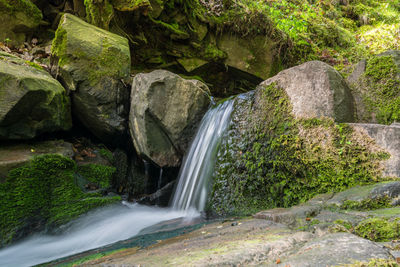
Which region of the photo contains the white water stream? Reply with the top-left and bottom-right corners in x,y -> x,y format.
171,100 -> 234,211
0,99 -> 234,267
0,203 -> 197,267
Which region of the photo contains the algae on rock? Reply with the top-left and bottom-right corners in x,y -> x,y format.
0,154 -> 120,247
51,13 -> 131,143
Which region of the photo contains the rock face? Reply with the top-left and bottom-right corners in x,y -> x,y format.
347,51 -> 400,124
262,60 -> 355,122
129,70 -> 210,167
217,34 -> 275,80
351,122 -> 400,177
51,13 -> 131,143
0,52 -> 72,140
0,0 -> 42,45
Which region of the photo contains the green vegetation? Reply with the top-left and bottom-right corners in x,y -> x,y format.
355,217 -> 400,242
210,83 -> 389,216
0,154 -> 120,246
78,164 -> 115,188
341,196 -> 392,211
84,0 -> 114,29
0,0 -> 42,24
357,55 -> 400,124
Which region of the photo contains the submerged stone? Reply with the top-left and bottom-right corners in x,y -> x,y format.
51,13 -> 131,143
0,51 -> 72,140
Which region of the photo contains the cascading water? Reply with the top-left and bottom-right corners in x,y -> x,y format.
0,99 -> 234,267
171,99 -> 234,211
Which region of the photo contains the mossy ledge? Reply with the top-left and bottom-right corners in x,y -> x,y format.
0,154 -> 120,247
209,83 -> 389,216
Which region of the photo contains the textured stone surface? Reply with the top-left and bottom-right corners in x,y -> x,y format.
261,60 -> 355,122
279,233 -> 392,267
0,52 -> 72,140
351,122 -> 400,177
51,13 -> 130,143
129,70 -> 210,167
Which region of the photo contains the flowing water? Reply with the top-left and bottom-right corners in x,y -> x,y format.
0,203 -> 197,267
0,99 -> 234,267
171,100 -> 234,211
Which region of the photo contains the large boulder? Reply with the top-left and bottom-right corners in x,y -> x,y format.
51,13 -> 131,143
0,52 -> 72,140
347,50 -> 400,124
0,0 -> 42,45
129,70 -> 211,167
262,60 -> 355,122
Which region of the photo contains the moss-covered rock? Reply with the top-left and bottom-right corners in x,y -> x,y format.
0,0 -> 42,45
347,51 -> 400,124
354,217 -> 400,242
111,0 -> 151,12
0,154 -> 120,247
209,82 -> 388,216
0,51 -> 72,140
51,13 -> 130,143
84,0 -> 114,30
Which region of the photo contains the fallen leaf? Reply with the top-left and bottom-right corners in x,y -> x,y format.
276,258 -> 281,264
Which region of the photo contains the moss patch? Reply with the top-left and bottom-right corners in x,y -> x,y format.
354,217 -> 400,242
77,164 -> 115,188
0,154 -> 120,247
341,196 -> 392,211
359,55 -> 400,124
210,84 -> 388,216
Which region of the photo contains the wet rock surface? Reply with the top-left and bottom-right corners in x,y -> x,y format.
76,182 -> 400,266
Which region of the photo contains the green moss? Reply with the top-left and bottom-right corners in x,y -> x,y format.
0,154 -> 120,246
210,84 -> 388,216
341,196 -> 392,211
25,61 -> 43,70
359,55 -> 400,124
354,217 -> 400,242
0,0 -> 42,24
99,148 -> 114,162
84,0 -> 114,29
77,164 -> 115,188
343,258 -> 399,267
203,44 -> 227,62
333,219 -> 353,230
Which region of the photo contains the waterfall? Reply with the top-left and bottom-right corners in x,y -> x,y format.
171,99 -> 234,211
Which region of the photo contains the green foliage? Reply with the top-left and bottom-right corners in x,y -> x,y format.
341,196 -> 392,211
0,0 -> 42,24
210,84 -> 388,216
360,55 -> 400,124
99,148 -> 114,162
84,0 -> 114,29
355,217 -> 400,242
77,164 -> 115,188
0,154 -> 120,246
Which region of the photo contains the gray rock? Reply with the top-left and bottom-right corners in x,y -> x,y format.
129,70 -> 210,167
261,60 -> 355,122
51,14 -> 131,143
351,123 -> 400,177
0,52 -> 72,140
279,233 -> 393,266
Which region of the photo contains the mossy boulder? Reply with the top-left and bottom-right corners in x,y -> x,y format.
351,123 -> 400,178
51,13 -> 131,143
347,50 -> 400,124
0,0 -> 42,45
0,140 -> 74,182
111,0 -> 151,11
129,70 -> 210,167
262,60 -> 355,122
209,82 -> 387,216
0,51 -> 72,140
0,154 -> 119,246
